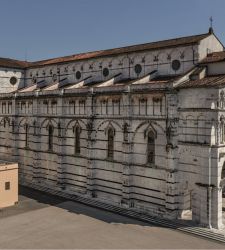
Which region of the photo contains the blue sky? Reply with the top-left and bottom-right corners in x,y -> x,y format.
0,0 -> 224,61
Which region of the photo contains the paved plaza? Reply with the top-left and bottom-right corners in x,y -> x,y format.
0,187 -> 224,249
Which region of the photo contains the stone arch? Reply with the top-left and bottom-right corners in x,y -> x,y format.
131,121 -> 165,167
132,120 -> 164,143
17,117 -> 32,149
0,116 -> 10,127
94,119 -> 122,140
65,119 -> 86,134
40,118 -> 58,130
65,119 -> 87,156
18,117 -> 31,128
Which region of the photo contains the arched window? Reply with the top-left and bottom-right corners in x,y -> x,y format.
107,128 -> 114,159
147,131 -> 155,165
25,124 -> 29,148
48,125 -> 54,151
75,126 -> 81,154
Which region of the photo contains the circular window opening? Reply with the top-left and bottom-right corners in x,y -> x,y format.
76,71 -> 81,80
103,68 -> 109,77
10,76 -> 18,85
134,64 -> 142,75
172,60 -> 181,71
52,74 -> 58,82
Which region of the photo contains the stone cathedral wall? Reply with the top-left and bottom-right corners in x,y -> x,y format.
0,87 -> 177,217
0,32 -> 224,227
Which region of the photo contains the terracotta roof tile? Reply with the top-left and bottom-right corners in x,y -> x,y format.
0,57 -> 30,69
200,51 -> 225,64
177,75 -> 225,88
0,32 -> 210,69
30,33 -> 209,67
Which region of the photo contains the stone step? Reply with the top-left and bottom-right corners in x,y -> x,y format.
21,183 -> 225,244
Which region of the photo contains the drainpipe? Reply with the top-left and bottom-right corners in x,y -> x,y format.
208,147 -> 212,229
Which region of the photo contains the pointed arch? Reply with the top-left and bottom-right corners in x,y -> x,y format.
94,119 -> 122,140
132,120 -> 164,143
40,118 -> 58,130
65,118 -> 86,134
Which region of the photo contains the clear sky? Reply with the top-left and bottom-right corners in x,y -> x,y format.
0,0 -> 224,61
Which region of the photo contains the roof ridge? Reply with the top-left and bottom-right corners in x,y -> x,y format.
0,31 -> 210,68
32,32 -> 209,65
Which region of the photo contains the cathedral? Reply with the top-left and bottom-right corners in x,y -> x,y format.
0,28 -> 225,229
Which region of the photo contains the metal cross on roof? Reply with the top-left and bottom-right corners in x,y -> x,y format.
210,16 -> 213,29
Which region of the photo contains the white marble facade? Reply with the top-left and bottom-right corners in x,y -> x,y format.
0,30 -> 225,229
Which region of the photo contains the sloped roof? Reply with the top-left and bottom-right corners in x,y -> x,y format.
30,33 -> 210,67
0,57 -> 30,69
0,32 -> 210,69
200,51 -> 225,64
177,75 -> 225,88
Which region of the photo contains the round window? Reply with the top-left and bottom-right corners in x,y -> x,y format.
10,76 -> 18,85
134,64 -> 142,74
172,60 -> 181,71
103,68 -> 109,77
52,74 -> 58,82
76,71 -> 81,80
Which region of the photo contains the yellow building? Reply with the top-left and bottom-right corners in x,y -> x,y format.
0,161 -> 18,208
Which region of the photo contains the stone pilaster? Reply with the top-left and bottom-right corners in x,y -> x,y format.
86,94 -> 96,197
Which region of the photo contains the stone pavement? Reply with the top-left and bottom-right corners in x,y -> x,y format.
0,186 -> 224,249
